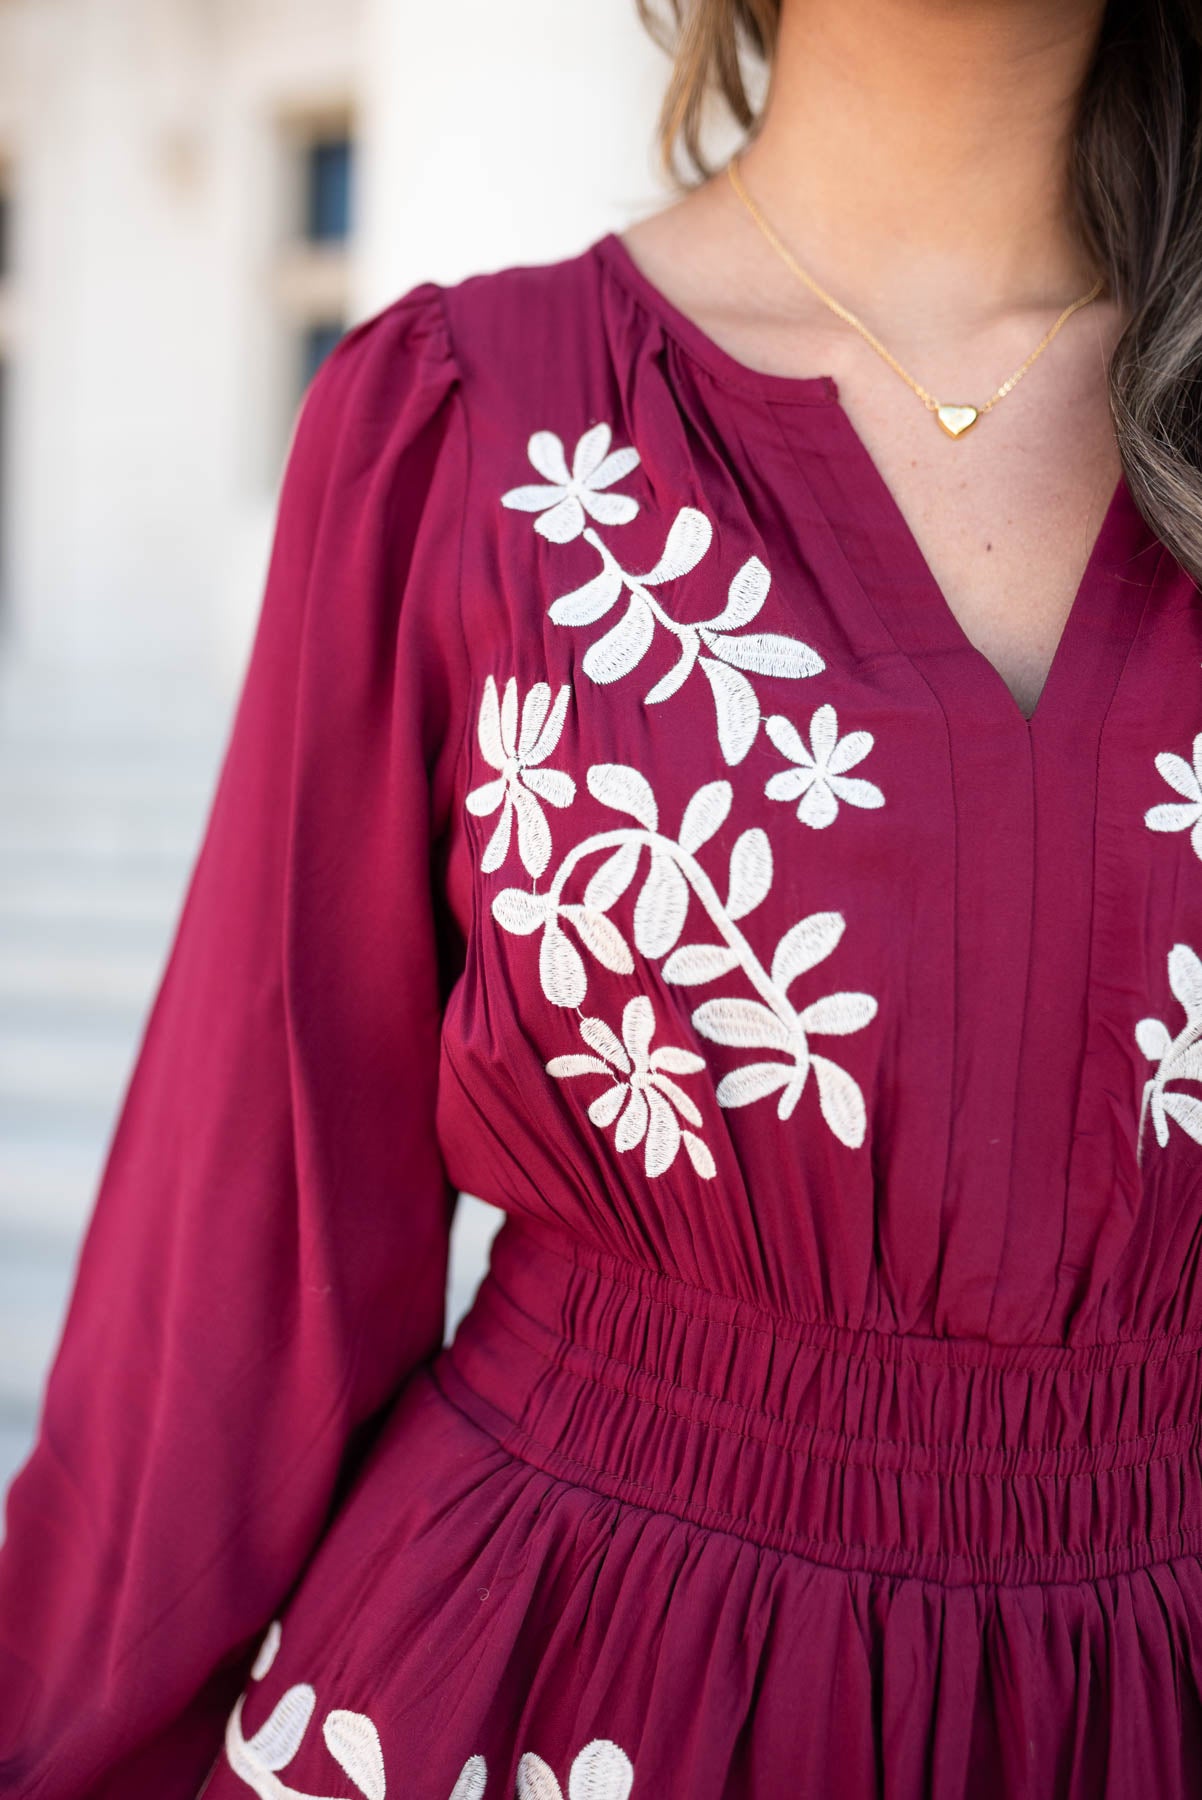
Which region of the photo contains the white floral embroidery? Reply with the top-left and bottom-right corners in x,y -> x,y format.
1145,733 -> 1202,860
764,704 -> 885,828
1135,942 -> 1202,1160
492,763 -> 877,1148
465,675 -> 575,877
502,425 -> 826,766
500,423 -> 640,543
224,1622 -> 630,1800
547,994 -> 715,1179
516,1740 -> 634,1800
545,503 -> 824,765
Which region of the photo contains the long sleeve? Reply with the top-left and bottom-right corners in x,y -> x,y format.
0,282 -> 470,1798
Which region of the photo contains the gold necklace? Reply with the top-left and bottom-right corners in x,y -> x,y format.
726,153 -> 1105,439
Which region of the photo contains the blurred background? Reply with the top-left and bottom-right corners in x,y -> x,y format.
0,0 -> 723,1507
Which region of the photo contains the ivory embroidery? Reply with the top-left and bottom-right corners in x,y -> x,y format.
1145,733 -> 1202,860
224,1621 -> 633,1800
465,675 -> 575,878
1135,942 -> 1202,1161
501,420 -> 825,765
499,423 -> 640,543
547,993 -> 716,1179
764,704 -> 885,828
492,760 -> 878,1149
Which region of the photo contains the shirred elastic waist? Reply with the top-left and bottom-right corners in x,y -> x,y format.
430,1216 -> 1202,1586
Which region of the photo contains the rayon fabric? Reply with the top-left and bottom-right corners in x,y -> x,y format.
1,230 -> 1200,1799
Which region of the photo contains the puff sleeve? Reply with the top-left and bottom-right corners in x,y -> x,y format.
0,282 -> 470,1797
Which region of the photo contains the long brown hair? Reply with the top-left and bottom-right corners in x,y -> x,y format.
634,0 -> 1202,585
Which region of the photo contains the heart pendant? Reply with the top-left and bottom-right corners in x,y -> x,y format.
936,403 -> 980,439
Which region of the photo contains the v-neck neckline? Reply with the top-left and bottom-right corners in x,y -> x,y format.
772,397 -> 1162,743
594,225 -> 1166,744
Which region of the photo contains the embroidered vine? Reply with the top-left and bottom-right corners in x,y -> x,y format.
492,759 -> 877,1149
502,423 -> 826,766
224,1620 -> 635,1800
1135,942 -> 1202,1160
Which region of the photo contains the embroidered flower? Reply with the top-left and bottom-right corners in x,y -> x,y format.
500,422 -> 640,543
547,994 -> 715,1179
517,1739 -> 635,1800
763,704 -> 884,828
466,675 -> 575,877
1145,733 -> 1202,861
1136,941 -> 1202,1158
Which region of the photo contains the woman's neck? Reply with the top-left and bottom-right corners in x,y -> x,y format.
740,0 -> 1108,322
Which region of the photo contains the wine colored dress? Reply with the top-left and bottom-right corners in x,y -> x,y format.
3,228 -> 1202,1800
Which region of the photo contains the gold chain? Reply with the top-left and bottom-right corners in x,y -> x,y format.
725,152 -> 1106,439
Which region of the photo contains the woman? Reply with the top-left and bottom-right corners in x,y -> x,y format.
2,0 -> 1200,1793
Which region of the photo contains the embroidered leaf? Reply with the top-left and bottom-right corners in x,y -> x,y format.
579,1015 -> 629,1065
633,849 -> 690,957
703,555 -> 771,634
584,839 -> 642,911
702,629 -> 825,679
1133,1014 -> 1162,1064
583,594 -> 655,684
323,1710 -> 386,1800
650,1044 -> 707,1074
526,684 -> 572,764
546,1053 -> 612,1079
637,506 -> 712,585
479,797 -> 514,872
588,1083 -> 628,1128
643,636 -> 699,704
516,1751 -> 562,1800
662,941 -> 742,986
771,911 -> 844,993
245,1684 -> 315,1771
549,565 -> 624,627
1169,943 -> 1202,1019
715,1060 -> 795,1108
623,994 -> 656,1064
644,1087 -> 682,1177
683,1130 -> 717,1179
615,1086 -> 649,1152
811,1053 -> 868,1147
678,780 -> 733,854
1161,1090 -> 1202,1144
1154,749 -> 1202,801
568,1737 -> 637,1800
1172,1042 -> 1202,1084
561,904 -> 634,975
512,784 -> 553,877
540,924 -> 588,1007
449,1754 -> 489,1800
648,1072 -> 703,1127
775,1069 -> 809,1120
523,766 -> 575,807
475,674 -> 505,767
491,889 -> 548,935
698,654 -> 761,764
588,763 -> 659,830
693,997 -> 794,1051
799,992 -> 878,1035
250,1620 -> 282,1681
516,682 -> 552,757
726,828 -> 772,921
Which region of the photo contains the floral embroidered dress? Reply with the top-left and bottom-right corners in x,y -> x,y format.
2,227 -> 1202,1800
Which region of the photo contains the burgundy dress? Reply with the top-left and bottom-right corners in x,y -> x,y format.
2,227 -> 1201,1800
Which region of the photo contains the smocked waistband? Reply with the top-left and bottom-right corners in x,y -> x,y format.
430,1216 -> 1202,1586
